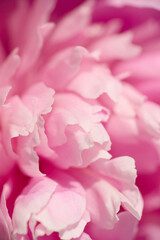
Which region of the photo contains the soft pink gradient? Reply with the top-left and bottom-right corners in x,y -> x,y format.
0,0 -> 160,239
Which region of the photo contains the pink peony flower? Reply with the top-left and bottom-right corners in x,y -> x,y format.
0,0 -> 159,239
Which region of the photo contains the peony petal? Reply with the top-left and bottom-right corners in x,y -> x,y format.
70,156 -> 142,229
59,211 -> 90,240
0,183 -> 13,240
0,48 -> 20,87
52,1 -> 91,43
16,127 -> 42,177
42,46 -> 88,90
0,86 -> 12,106
87,212 -> 138,240
0,142 -> 14,177
89,31 -> 141,61
68,65 -> 122,102
22,82 -> 55,116
137,101 -> 160,138
75,232 -> 92,240
12,171 -> 89,239
90,156 -> 143,220
45,93 -> 111,168
2,96 -> 34,139
8,0 -> 56,71
36,191 -> 86,234
108,0 -> 160,10
12,177 -> 57,235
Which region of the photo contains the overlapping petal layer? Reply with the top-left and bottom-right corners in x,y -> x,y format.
0,0 -> 159,240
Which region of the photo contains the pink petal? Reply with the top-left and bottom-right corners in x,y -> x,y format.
108,0 -> 160,10
0,48 -> 20,87
0,86 -> 12,106
137,101 -> 160,138
75,232 -> 92,240
87,212 -> 138,240
68,65 -> 121,102
0,143 -> 14,177
12,177 -> 57,235
43,46 -> 88,90
107,115 -> 160,173
12,171 -> 88,239
8,0 -> 56,71
89,31 -> 141,61
0,184 -> 13,240
59,211 -> 90,239
46,93 -> 111,168
70,155 -> 142,230
52,1 -> 91,43
22,82 -> 55,116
